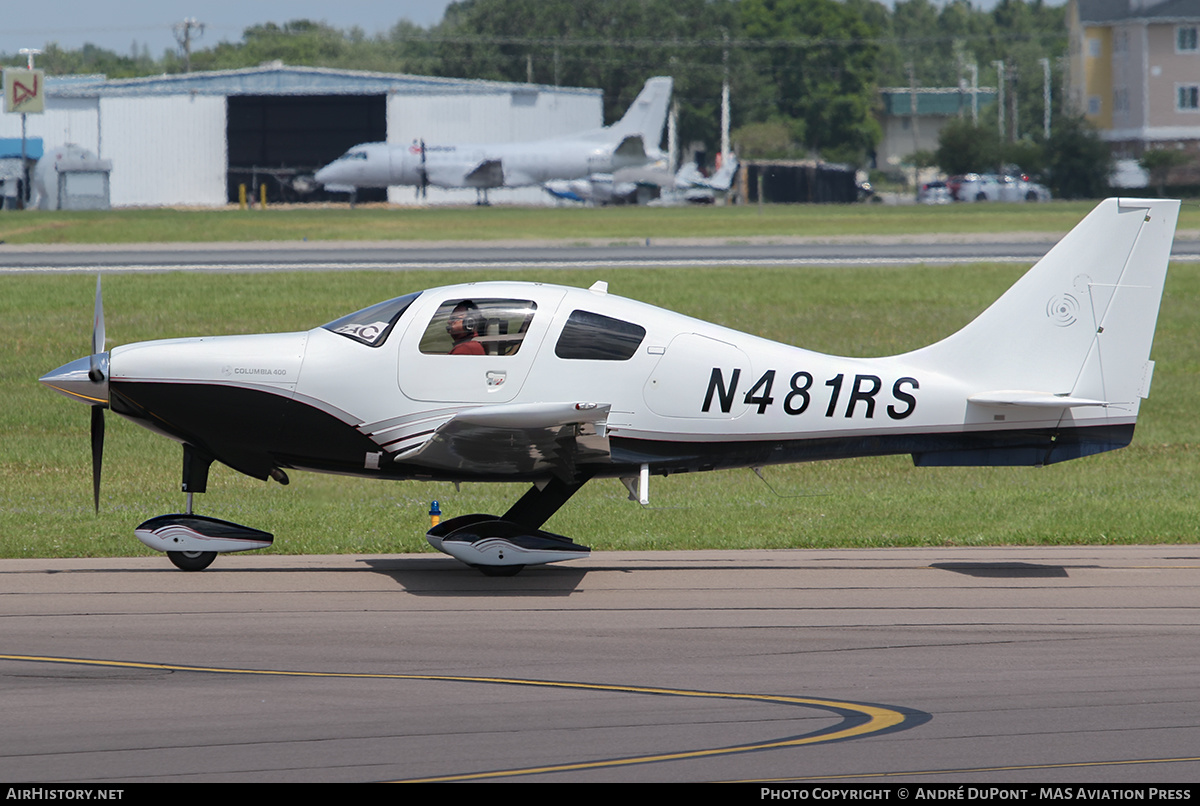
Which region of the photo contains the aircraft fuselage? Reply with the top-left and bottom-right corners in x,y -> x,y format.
92,277 -> 1140,489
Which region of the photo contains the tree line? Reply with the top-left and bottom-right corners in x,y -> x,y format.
8,0 -> 1094,191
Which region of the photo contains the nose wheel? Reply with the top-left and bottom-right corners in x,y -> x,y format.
167,550 -> 217,572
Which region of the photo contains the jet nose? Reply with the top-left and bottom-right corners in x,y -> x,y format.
40,354 -> 110,407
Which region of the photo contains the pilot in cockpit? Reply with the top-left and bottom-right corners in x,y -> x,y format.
446,300 -> 485,355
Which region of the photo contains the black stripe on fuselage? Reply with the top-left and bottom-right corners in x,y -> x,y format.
108,379 -> 1137,484
608,423 -> 1135,474
111,381 -> 383,480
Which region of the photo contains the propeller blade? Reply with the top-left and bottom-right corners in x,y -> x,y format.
91,405 -> 104,513
89,275 -> 106,382
419,139 -> 428,200
92,274 -> 105,355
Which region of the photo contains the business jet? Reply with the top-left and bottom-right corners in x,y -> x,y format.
315,76 -> 672,204
40,198 -> 1178,575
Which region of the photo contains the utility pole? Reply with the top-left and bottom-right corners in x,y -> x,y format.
908,62 -> 920,193
992,60 -> 1005,142
720,32 -> 731,164
16,47 -> 41,210
908,63 -> 920,150
1039,57 -> 1052,140
173,18 -> 205,73
971,63 -> 979,123
1010,64 -> 1019,142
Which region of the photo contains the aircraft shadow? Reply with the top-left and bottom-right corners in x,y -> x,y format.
930,561 -> 1075,578
359,556 -> 590,595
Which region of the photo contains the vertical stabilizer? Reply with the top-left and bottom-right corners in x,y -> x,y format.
607,77 -> 673,149
906,198 -> 1178,413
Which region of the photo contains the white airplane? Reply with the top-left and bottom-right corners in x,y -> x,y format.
40,198 -> 1178,575
544,155 -> 740,206
314,77 -> 672,204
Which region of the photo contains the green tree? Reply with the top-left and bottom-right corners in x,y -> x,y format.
731,120 -> 806,159
873,0 -> 1066,150
1043,115 -> 1108,199
737,0 -> 881,162
431,0 -> 739,154
935,118 -> 1002,175
19,42 -> 157,78
1139,148 -> 1192,196
190,21 -> 353,71
1004,138 -> 1047,177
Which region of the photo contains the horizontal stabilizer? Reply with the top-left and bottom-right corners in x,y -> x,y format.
968,391 -> 1110,408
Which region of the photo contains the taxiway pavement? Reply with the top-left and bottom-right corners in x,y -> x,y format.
4,546 -> 1200,783
3,237 -> 1200,274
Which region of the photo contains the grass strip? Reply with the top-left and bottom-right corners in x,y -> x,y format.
3,261 -> 1197,558
4,200 -> 1198,245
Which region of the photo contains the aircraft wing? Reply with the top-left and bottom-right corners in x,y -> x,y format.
423,158 -> 505,189
463,159 -> 504,188
395,401 -> 612,481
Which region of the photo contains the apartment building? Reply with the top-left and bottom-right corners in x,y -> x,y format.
1068,0 -> 1200,181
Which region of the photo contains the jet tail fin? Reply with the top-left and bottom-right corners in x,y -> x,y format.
907,198 -> 1178,414
607,77 -> 673,150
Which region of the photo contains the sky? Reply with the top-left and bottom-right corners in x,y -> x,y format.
1,1 -> 456,60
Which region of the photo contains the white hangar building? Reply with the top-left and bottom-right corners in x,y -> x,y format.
0,65 -> 603,207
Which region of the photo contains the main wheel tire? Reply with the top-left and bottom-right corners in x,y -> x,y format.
167,550 -> 217,572
478,564 -> 525,577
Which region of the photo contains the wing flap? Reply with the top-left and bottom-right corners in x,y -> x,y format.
396,401 -> 611,480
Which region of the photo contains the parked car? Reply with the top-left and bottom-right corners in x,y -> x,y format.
958,173 -> 1051,202
918,180 -> 952,204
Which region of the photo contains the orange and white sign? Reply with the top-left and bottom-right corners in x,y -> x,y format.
4,68 -> 45,114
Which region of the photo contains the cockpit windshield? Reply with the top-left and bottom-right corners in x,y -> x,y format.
323,291 -> 421,347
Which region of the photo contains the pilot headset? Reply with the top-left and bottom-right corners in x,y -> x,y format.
447,301 -> 480,335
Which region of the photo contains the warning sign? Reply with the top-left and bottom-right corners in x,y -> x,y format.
4,68 -> 45,114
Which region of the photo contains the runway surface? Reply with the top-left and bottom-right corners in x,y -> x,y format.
3,238 -> 1200,274
4,546 -> 1200,783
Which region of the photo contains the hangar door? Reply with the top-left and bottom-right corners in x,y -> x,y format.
226,95 -> 387,203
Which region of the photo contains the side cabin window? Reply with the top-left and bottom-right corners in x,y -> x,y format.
419,298 -> 537,356
554,309 -> 646,360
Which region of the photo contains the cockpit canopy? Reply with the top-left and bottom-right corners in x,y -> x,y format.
322,287 -> 649,361
323,291 -> 421,347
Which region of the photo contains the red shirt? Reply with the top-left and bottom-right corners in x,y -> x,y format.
450,339 -> 484,355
